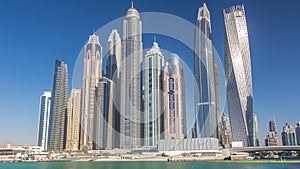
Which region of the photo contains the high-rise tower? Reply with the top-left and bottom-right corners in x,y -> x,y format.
164,54 -> 186,140
296,123 -> 300,145
224,5 -> 254,147
106,29 -> 121,80
194,3 -> 218,139
66,89 -> 81,151
37,91 -> 51,151
120,3 -> 143,149
94,77 -> 114,150
282,123 -> 296,146
47,60 -> 68,151
144,40 -> 164,146
253,114 -> 259,146
80,34 -> 102,150
106,29 -> 121,148
265,120 -> 279,146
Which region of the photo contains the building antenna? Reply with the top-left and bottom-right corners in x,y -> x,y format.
132,1 -> 134,8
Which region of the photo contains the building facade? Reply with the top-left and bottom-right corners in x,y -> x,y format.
224,5 -> 254,147
120,4 -> 143,149
253,114 -> 259,146
80,34 -> 102,150
37,91 -> 51,151
66,89 -> 81,151
296,122 -> 300,145
220,113 -> 232,146
282,123 -> 296,146
106,29 -> 122,149
144,41 -> 165,146
193,3 -> 218,139
106,29 -> 121,80
47,60 -> 68,151
163,54 -> 186,140
265,120 -> 279,146
94,77 -> 114,150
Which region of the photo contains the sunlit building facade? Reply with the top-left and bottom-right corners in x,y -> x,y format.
224,5 -> 254,147
120,3 -> 143,149
37,91 -> 51,151
282,123 -> 296,146
106,29 -> 121,148
47,60 -> 68,151
80,34 -> 102,150
194,3 -> 218,139
164,54 -> 186,140
265,120 -> 279,146
144,41 -> 164,146
94,77 -> 114,150
66,89 -> 81,151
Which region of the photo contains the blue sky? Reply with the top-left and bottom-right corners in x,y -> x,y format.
0,0 -> 299,145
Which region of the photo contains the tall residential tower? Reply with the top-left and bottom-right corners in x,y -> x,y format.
265,120 -> 279,146
66,89 -> 81,151
164,54 -> 187,140
120,3 -> 143,149
47,60 -> 68,151
282,123 -> 296,146
224,5 -> 254,147
144,40 -> 164,146
37,91 -> 51,151
106,29 -> 121,148
80,34 -> 102,150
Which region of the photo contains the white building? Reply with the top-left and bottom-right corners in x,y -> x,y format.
37,91 -> 51,151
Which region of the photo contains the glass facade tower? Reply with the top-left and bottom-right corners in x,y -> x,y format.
144,41 -> 164,146
106,29 -> 121,148
164,54 -> 187,139
224,5 -> 254,147
94,77 -> 114,150
37,91 -> 51,151
47,59 -> 68,151
193,3 -> 218,139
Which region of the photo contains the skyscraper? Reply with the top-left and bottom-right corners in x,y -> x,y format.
164,54 -> 186,140
253,114 -> 259,146
265,120 -> 279,146
37,91 -> 51,151
80,34 -> 102,150
94,77 -> 114,150
120,3 -> 143,149
220,113 -> 232,146
144,40 -> 164,146
106,29 -> 121,148
224,5 -> 254,147
106,29 -> 121,80
269,120 -> 277,132
194,3 -> 218,139
47,59 -> 68,151
296,122 -> 300,145
282,123 -> 296,146
66,89 -> 81,151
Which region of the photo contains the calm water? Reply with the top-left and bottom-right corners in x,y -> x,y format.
0,161 -> 299,169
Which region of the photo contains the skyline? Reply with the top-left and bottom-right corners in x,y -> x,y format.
0,0 -> 300,146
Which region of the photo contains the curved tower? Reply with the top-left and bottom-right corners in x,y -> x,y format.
224,5 -> 254,147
